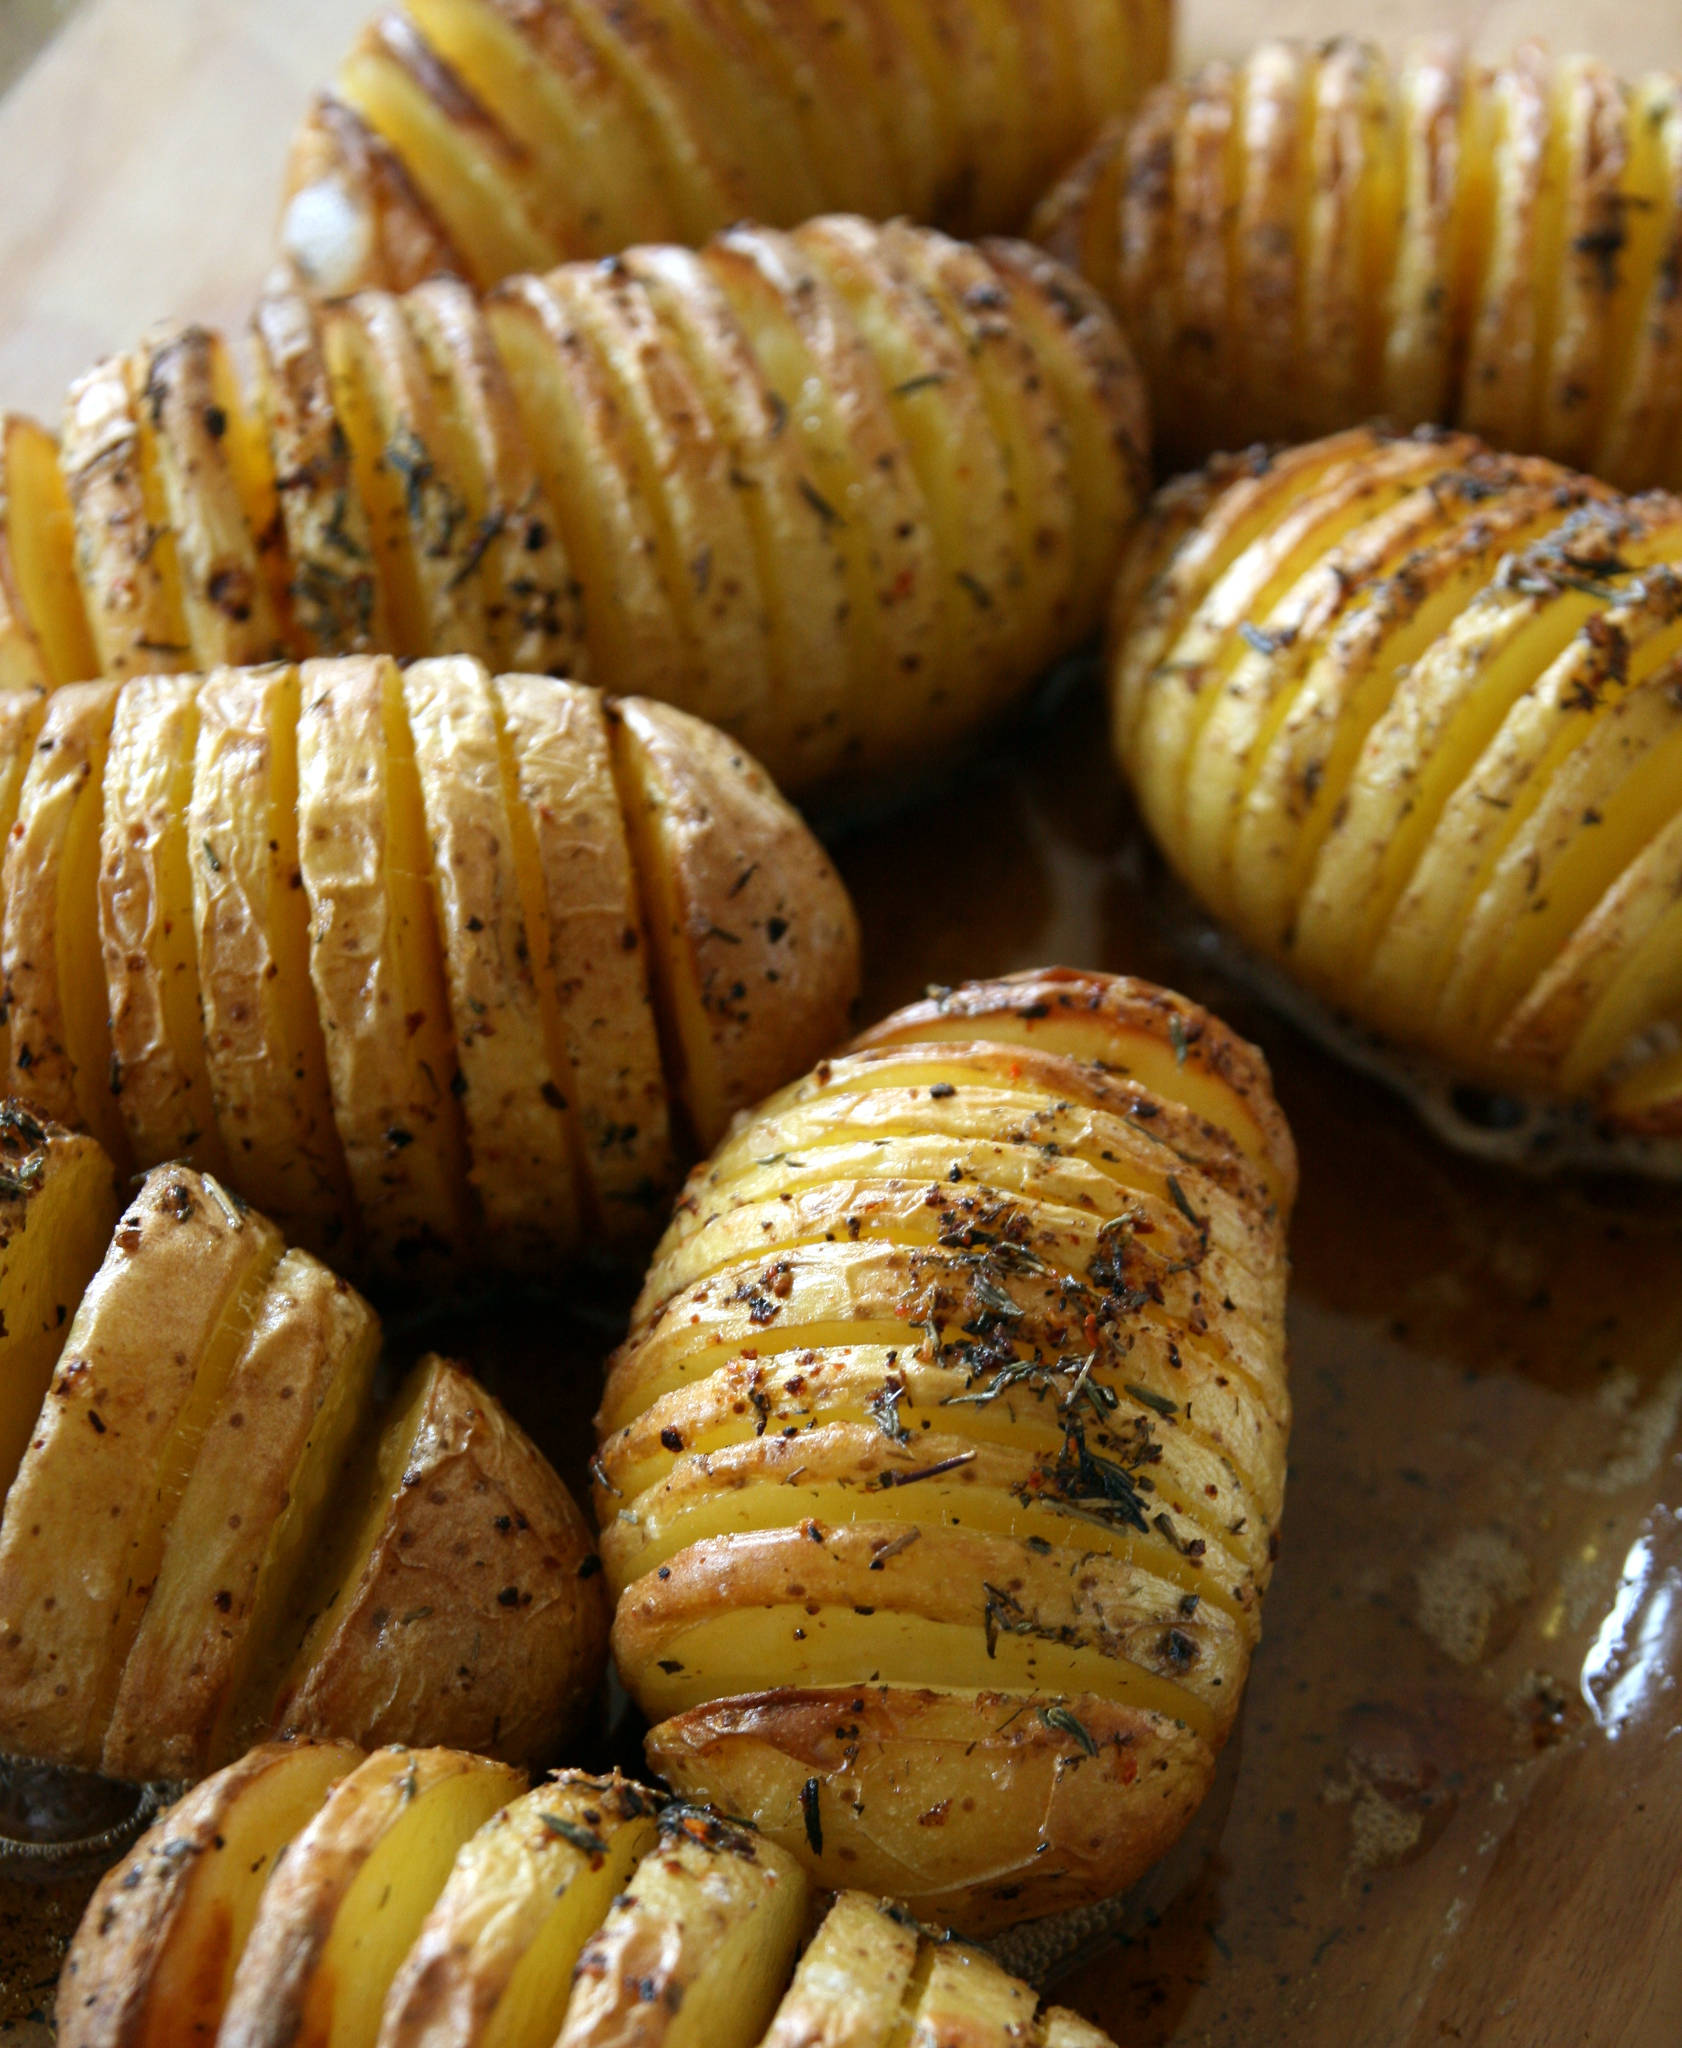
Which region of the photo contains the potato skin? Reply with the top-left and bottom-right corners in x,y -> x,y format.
0,658 -> 858,1277
270,1357 -> 609,1765
1109,430 -> 1682,1137
1035,39 -> 1682,488
279,0 -> 1172,297
597,970 -> 1294,1931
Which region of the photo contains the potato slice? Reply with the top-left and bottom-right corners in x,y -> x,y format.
556,1804 -> 808,2048
2,679 -> 130,1163
492,673 -> 671,1245
192,662 -> 355,1252
132,326 -> 287,670
99,672 -> 227,1173
265,1354 -> 607,1764
0,1108 -> 120,1509
100,1249 -> 382,1783
0,689 -> 49,1076
219,1745 -> 525,2048
281,92 -> 461,301
606,696 -> 859,1149
0,1166 -> 282,1768
61,355 -> 191,679
757,1891 -> 918,2048
402,656 -> 582,1257
905,1937 -> 1039,2048
297,654 -> 468,1278
58,1741 -> 362,2048
377,1771 -> 661,2048
0,412 -> 97,689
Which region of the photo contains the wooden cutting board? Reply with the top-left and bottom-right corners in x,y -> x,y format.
1,4 -> 1681,2045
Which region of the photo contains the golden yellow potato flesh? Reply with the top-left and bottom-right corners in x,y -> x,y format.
595,968 -> 1296,1933
1110,425 -> 1682,1144
1036,39 -> 1682,488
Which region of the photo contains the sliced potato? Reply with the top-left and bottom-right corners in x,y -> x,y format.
58,1741 -> 363,2048
0,1166 -> 282,1768
0,1107 -> 120,1509
0,412 -> 97,690
266,1353 -> 607,1765
756,1889 -> 918,2048
218,1745 -> 525,2048
556,1804 -> 808,2048
904,1936 -> 1040,2048
377,1771 -> 661,2048
100,1248 -> 382,1783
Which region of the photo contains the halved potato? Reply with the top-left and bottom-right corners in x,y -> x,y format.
556,1803 -> 808,2048
377,1771 -> 661,2048
58,1741 -> 363,2048
100,1248 -> 382,1783
266,1353 -> 607,1764
0,1107 -> 120,1508
219,1745 -> 525,2048
0,1165 -> 282,1768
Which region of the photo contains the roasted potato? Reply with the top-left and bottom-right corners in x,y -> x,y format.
276,0 -> 1173,297
1110,426 -> 1682,1144
0,1138 -> 607,1784
0,220 -> 1143,796
61,1745 -> 1121,2048
594,969 -> 1296,1933
1034,38 -> 1682,486
0,657 -> 856,1277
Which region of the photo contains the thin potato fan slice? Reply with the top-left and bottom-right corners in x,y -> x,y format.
605,695 -> 861,1149
399,274 -> 585,676
192,662 -> 355,1252
555,1805 -> 808,2048
403,656 -> 582,1258
757,1891 -> 919,2048
484,273 -> 689,691
2,679 -> 131,1164
540,264 -> 773,744
0,1167 -> 282,1770
99,673 -> 228,1174
613,242 -> 847,787
0,412 -> 98,689
905,1939 -> 1040,2048
100,1249 -> 382,1784
1591,76 -> 1682,490
376,1772 -> 661,2048
59,1741 -> 364,2048
600,971 -> 1292,1930
262,1354 -> 606,1766
1379,40 -> 1465,427
132,325 -> 287,670
0,1113 -> 120,1508
0,690 -> 49,1076
1163,61 -> 1241,460
60,354 -> 191,680
1233,41 -> 1310,446
218,1746 -> 526,2048
297,654 -> 468,1278
493,673 -> 674,1244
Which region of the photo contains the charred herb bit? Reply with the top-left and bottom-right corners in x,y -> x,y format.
800,1775 -> 824,1855
968,1270 -> 1025,1321
957,570 -> 994,610
542,1814 -> 610,1859
1152,1511 -> 1206,1560
1238,620 -> 1293,657
202,838 -> 222,873
981,1581 -> 1077,1659
891,371 -> 949,398
1164,1175 -> 1209,1253
1039,1703 -> 1099,1757
1127,1382 -> 1179,1420
0,1104 -> 45,1145
798,476 -> 844,528
867,1377 -> 911,1444
878,1449 -> 976,1489
0,1152 -> 45,1198
446,508 -> 506,592
1168,1013 -> 1189,1065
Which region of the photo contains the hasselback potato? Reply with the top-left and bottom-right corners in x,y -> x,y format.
61,1741 -> 1120,2048
278,0 -> 1173,297
594,969 -> 1296,1934
1110,424 -> 1682,1139
1034,38 -> 1682,484
0,1119 -> 607,1785
2,220 -> 1145,794
0,657 -> 856,1275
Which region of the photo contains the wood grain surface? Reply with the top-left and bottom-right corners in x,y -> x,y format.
0,3 -> 1680,2045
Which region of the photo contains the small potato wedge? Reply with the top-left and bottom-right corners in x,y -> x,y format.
58,1741 -> 363,2048
0,1106 -> 120,1507
556,1804 -> 808,2048
219,1745 -> 525,2048
267,1353 -> 607,1764
377,1771 -> 661,2048
0,1165 -> 282,1769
